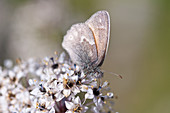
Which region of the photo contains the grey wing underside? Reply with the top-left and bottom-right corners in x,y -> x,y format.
62,23 -> 98,68
85,10 -> 110,67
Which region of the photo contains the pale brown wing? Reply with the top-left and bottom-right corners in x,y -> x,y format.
85,10 -> 110,67
62,23 -> 98,68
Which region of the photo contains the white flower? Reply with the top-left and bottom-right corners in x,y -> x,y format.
65,96 -> 88,113
0,52 -> 117,113
55,73 -> 80,99
85,80 -> 115,112
4,59 -> 13,68
85,88 -> 94,99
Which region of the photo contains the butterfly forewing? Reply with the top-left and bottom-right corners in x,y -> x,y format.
62,23 -> 98,67
62,10 -> 110,69
85,11 -> 110,67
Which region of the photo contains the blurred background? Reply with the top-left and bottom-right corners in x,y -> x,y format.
0,0 -> 170,113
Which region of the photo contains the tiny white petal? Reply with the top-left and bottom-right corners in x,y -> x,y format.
72,86 -> 80,95
65,101 -> 75,110
30,87 -> 40,95
8,71 -> 15,78
69,70 -> 74,75
28,79 -> 34,86
102,81 -> 109,87
80,105 -> 88,113
57,83 -> 64,91
65,110 -> 73,113
58,52 -> 66,63
17,71 -> 24,79
97,98 -> 103,108
90,81 -> 98,87
80,71 -> 85,78
63,89 -> 71,97
85,93 -> 94,99
87,88 -> 93,94
55,92 -> 64,102
71,75 -> 78,82
0,66 -> 2,74
80,85 -> 88,92
63,73 -> 68,79
81,79 -> 86,83
91,106 -> 100,113
74,96 -> 81,105
107,92 -> 114,98
4,59 -> 13,68
49,107 -> 55,113
93,97 -> 98,106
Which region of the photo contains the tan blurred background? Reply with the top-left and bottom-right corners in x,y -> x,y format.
0,0 -> 170,113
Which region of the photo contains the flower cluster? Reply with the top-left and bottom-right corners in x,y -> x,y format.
0,52 -> 117,113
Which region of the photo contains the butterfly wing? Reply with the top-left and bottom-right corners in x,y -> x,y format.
85,10 -> 110,67
62,23 -> 98,68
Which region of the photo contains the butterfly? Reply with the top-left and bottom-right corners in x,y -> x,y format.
62,10 -> 110,71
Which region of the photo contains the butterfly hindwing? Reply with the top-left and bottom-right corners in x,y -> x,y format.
62,23 -> 98,67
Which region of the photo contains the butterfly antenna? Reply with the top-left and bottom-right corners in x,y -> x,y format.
102,70 -> 123,79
